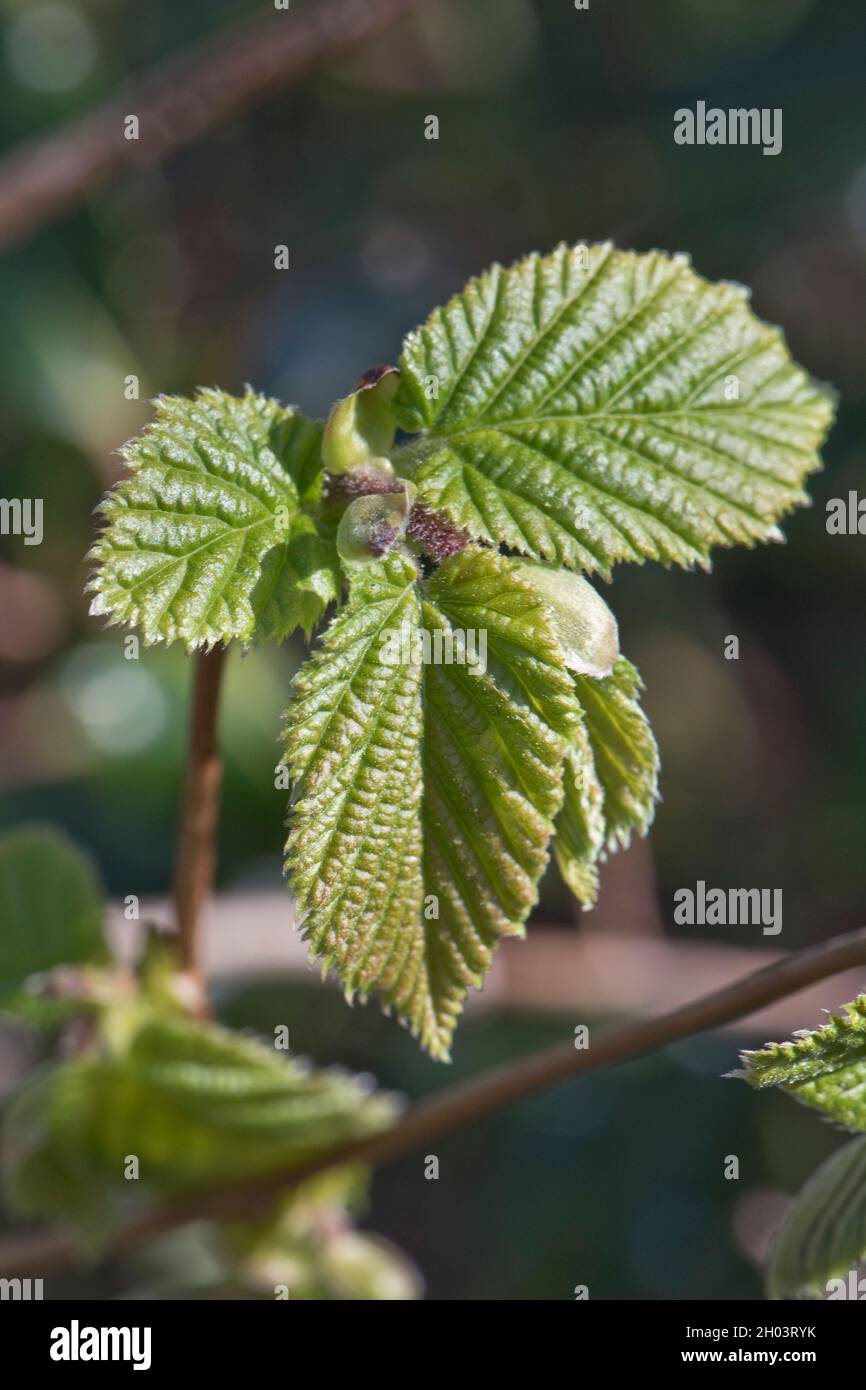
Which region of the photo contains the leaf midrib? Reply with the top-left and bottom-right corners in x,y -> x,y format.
397,402 -> 825,458
98,511 -> 280,604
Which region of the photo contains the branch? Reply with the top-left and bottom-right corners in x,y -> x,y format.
2,922 -> 865,1278
173,646 -> 227,1007
0,0 -> 421,251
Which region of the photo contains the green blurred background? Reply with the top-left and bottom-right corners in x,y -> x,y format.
1,0 -> 865,1298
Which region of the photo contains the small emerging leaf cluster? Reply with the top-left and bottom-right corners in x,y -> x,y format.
86,242 -> 834,1060
740,994 -> 866,1130
738,995 -> 866,1298
0,828 -> 404,1297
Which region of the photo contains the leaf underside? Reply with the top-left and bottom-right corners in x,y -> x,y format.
739,994 -> 866,1131
394,242 -> 834,576
765,1135 -> 866,1300
87,388 -> 339,649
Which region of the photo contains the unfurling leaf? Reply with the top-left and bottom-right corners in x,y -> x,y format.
88,388 -> 340,649
552,720 -> 606,908
394,243 -> 834,575
738,994 -> 866,1131
322,367 -> 399,477
552,658 -> 658,906
571,658 -> 660,854
284,547 -> 578,1060
0,825 -> 107,1007
764,1136 -> 866,1300
1,1011 -> 398,1227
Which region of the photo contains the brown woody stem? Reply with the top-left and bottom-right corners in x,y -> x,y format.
0,0 -> 423,252
172,645 -> 227,1008
2,921 -> 865,1277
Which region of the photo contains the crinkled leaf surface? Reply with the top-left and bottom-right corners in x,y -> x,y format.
1,1011 -> 397,1225
765,1136 -> 866,1300
88,388 -> 340,648
739,994 -> 866,1131
552,720 -> 606,908
571,658 -> 659,854
552,658 -> 657,906
284,553 -> 426,1040
394,243 -> 834,575
284,548 -> 577,1059
0,825 -> 107,1007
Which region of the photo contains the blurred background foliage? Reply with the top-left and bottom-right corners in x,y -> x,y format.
1,0 -> 865,1298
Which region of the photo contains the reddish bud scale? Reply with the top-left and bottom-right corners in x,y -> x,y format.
353,364 -> 398,392
326,474 -> 470,563
406,503 -> 470,561
325,470 -> 405,503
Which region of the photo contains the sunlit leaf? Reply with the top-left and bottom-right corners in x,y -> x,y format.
88,388 -> 339,649
739,994 -> 866,1131
395,243 -> 834,575
571,658 -> 659,853
284,548 -> 577,1059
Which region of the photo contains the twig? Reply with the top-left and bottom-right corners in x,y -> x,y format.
0,0 -> 421,251
173,645 -> 227,1006
2,922 -> 865,1278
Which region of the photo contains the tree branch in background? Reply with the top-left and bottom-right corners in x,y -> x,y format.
1,921 -> 865,1277
173,645 -> 227,1010
0,0 -> 421,251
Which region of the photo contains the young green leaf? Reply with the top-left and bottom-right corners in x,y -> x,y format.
321,366 -> 399,477
88,388 -> 340,649
0,825 -> 107,1007
764,1136 -> 866,1300
419,549 -> 578,1050
551,658 -> 657,905
394,243 -> 834,575
1,1011 -> 398,1225
284,551 -> 427,1039
570,658 -> 659,853
739,994 -> 866,1131
284,547 -> 578,1059
552,718 -> 606,907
